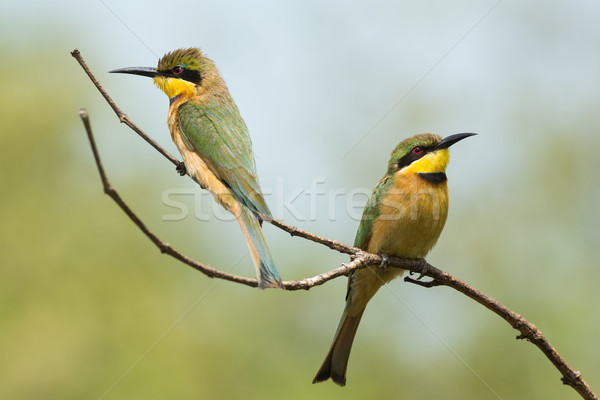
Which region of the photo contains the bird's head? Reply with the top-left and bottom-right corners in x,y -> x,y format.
387,133 -> 476,181
110,47 -> 217,100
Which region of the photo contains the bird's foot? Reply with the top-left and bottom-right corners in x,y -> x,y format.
378,253 -> 390,271
176,161 -> 187,176
408,259 -> 429,280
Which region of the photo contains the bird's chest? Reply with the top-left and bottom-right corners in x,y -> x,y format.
168,109 -> 192,158
367,174 -> 449,258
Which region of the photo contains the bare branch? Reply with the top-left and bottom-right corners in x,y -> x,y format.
71,48 -> 598,400
404,269 -> 594,397
71,49 -> 180,167
268,217 -> 358,256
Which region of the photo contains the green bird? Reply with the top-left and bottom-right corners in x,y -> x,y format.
313,132 -> 475,385
110,48 -> 282,289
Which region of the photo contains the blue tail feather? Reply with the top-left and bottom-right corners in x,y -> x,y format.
237,206 -> 282,289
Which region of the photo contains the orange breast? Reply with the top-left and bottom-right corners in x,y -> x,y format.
366,172 -> 449,259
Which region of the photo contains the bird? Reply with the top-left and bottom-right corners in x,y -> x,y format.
313,132 -> 475,385
110,48 -> 282,289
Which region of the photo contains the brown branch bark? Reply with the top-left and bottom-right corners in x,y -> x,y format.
71,48 -> 598,400
405,270 -> 593,397
71,49 -> 181,168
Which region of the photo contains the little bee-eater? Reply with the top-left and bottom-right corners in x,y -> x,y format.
313,132 -> 475,385
110,48 -> 282,289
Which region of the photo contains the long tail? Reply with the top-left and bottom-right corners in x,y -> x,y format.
313,302 -> 366,386
236,205 -> 282,289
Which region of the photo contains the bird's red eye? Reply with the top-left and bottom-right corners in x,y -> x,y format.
172,66 -> 183,75
412,146 -> 423,155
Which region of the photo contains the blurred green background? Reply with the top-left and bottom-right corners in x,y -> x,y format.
2,1 -> 599,399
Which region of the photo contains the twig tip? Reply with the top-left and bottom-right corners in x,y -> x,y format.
78,108 -> 89,122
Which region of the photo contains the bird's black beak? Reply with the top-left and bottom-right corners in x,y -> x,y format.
434,133 -> 477,150
109,66 -> 161,78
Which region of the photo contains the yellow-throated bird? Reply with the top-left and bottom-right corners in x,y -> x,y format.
313,132 -> 475,385
110,48 -> 282,289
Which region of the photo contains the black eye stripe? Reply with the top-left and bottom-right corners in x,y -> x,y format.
396,146 -> 431,169
161,66 -> 202,85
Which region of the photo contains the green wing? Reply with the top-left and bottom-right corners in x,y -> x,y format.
346,176 -> 392,301
177,100 -> 271,217
353,175 -> 391,249
346,174 -> 391,300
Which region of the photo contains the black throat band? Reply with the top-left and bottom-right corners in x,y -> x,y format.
417,172 -> 447,183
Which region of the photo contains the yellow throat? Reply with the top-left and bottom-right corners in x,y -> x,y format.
402,148 -> 450,175
153,76 -> 196,99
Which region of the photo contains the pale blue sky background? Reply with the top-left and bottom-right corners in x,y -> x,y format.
6,0 -> 596,227
56,0 -> 599,248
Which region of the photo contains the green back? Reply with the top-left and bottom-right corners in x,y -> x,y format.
177,98 -> 271,217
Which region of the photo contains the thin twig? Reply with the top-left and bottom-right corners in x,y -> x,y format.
72,49 -> 180,167
72,48 -> 598,400
268,217 -> 359,256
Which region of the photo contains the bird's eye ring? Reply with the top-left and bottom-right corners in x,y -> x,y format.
412,146 -> 423,155
172,66 -> 184,75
